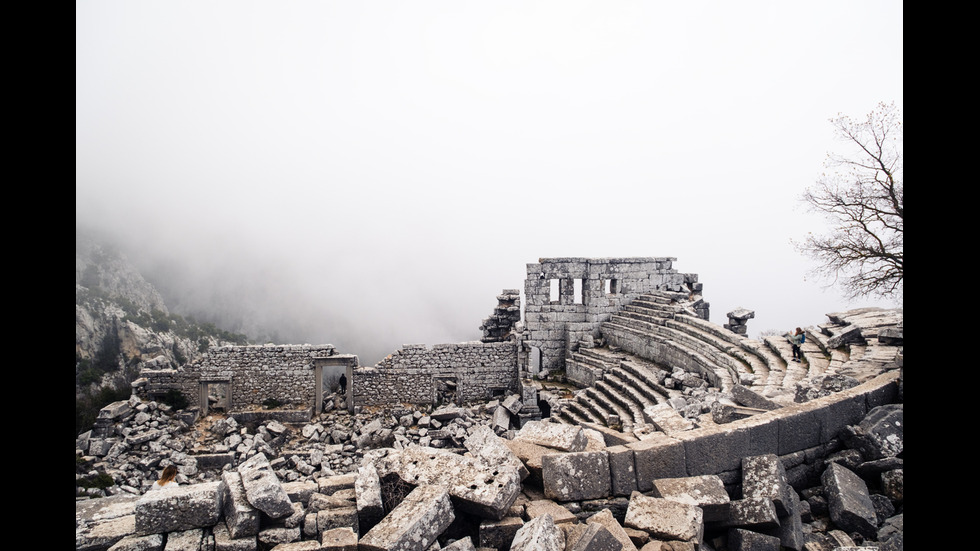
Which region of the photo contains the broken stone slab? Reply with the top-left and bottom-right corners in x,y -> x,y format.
727,528 -> 780,551
840,403 -> 903,460
649,475 -> 730,523
103,532 -> 164,551
355,463 -> 385,535
478,515 -> 524,550
642,404 -> 695,435
524,499 -> 577,525
718,496 -> 779,530
211,522 -> 250,551
75,494 -> 139,551
606,445 -> 638,497
542,451 -> 611,502
358,484 -> 455,551
318,473 -> 357,495
464,425 -> 530,481
586,509 -> 638,551
441,537 -> 477,550
237,452 -> 294,519
731,385 -> 781,411
134,481 -> 223,535
220,470 -> 261,538
163,528 -> 204,550
503,438 -> 552,487
316,506 -> 359,539
567,522 -> 622,551
320,527 -> 358,551
509,514 -> 565,551
740,454 -> 793,517
627,435 -> 687,492
515,420 -> 587,452
580,422 -> 640,447
623,493 -> 703,545
374,446 -> 521,520
502,394 -> 524,415
492,406 -> 511,433
821,462 -> 878,540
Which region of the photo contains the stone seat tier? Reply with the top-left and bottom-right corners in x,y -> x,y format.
603,316 -> 739,394
583,386 -> 634,433
595,378 -> 649,431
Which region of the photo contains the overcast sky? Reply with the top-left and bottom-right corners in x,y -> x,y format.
76,1 -> 903,365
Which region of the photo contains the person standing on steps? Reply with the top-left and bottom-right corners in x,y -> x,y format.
338,373 -> 347,395
786,327 -> 805,363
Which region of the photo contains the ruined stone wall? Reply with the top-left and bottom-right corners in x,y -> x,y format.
139,344 -> 338,411
353,342 -> 518,406
203,345 -> 336,409
524,257 -> 704,373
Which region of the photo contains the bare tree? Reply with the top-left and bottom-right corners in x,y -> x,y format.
798,102 -> 903,300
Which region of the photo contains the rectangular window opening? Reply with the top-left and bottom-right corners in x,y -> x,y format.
549,279 -> 559,303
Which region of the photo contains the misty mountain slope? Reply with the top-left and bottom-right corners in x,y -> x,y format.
75,232 -> 249,398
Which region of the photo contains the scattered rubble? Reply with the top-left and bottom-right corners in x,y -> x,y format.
77,389 -> 903,551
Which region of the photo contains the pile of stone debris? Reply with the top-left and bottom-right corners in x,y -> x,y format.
76,394 -> 903,551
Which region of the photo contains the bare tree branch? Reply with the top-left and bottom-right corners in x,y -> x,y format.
798,102 -> 903,300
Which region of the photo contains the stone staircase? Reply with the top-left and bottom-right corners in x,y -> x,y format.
548,292 -> 903,439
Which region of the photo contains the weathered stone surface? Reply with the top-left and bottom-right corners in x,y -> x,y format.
643,404 -> 695,435
586,509 -> 637,551
524,499 -> 577,525
465,424 -> 530,481
727,527 -> 780,551
441,537 -> 478,550
840,404 -> 903,460
740,455 -> 792,517
503,438 -> 552,486
76,494 -> 139,551
163,528 -> 204,550
542,451 -> 611,501
515,420 -> 588,452
627,435 -> 686,492
509,514 -> 565,551
211,520 -> 257,551
315,506 -> 359,536
731,385 -> 781,411
237,453 -> 294,519
606,445 -> 638,497
134,481 -> 223,535
478,516 -> 524,550
104,532 -> 164,551
319,527 -> 358,550
567,522 -> 623,551
623,493 -> 702,544
220,470 -> 260,538
375,446 -> 521,519
358,484 -> 454,551
649,475 -> 730,522
821,462 -> 878,539
720,497 -> 779,529
355,463 -> 385,534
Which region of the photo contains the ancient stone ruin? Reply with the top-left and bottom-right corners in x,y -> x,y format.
76,257 -> 903,551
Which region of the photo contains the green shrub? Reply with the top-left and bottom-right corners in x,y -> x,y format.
262,398 -> 284,409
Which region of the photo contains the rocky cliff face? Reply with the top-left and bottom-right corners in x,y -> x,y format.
75,232 -> 244,399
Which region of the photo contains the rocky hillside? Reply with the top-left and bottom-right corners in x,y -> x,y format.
75,231 -> 249,434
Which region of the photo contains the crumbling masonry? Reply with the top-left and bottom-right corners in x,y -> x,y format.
138,257 -> 707,416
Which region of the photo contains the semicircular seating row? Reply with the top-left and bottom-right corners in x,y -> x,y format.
551,292 -> 898,439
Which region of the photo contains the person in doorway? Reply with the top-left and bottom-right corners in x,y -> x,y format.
787,327 -> 805,363
338,373 -> 347,395
150,465 -> 179,491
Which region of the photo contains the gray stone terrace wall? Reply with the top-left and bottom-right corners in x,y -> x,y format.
524,257 -> 704,373
353,342 -> 518,407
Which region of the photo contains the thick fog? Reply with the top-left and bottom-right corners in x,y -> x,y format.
76,2 -> 903,366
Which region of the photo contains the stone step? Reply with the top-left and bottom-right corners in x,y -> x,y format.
583,387 -> 634,433
608,365 -> 669,408
596,379 -> 647,429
